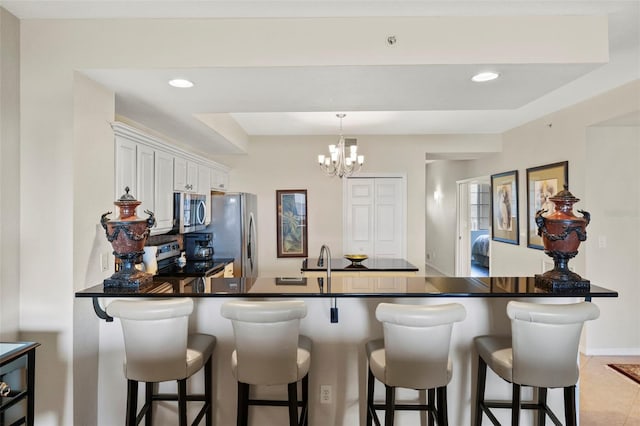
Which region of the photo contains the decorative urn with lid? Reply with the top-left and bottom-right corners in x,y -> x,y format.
534,185 -> 590,290
101,187 -> 156,288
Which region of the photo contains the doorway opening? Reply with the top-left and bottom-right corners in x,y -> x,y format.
456,178 -> 490,277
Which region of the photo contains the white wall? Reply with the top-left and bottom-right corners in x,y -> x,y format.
0,7 -> 20,341
425,159 -> 472,275
585,125 -> 640,354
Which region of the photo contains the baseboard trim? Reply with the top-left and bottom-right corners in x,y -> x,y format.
583,348 -> 640,356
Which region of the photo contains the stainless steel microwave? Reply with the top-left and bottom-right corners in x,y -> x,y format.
171,192 -> 207,234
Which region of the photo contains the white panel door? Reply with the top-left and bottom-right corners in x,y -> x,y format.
344,177 -> 405,258
345,179 -> 375,254
374,178 -> 403,257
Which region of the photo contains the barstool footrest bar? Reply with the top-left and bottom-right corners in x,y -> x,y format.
480,400 -> 563,426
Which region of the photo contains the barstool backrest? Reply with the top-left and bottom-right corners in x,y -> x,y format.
376,302 -> 466,389
507,301 -> 600,388
221,300 -> 307,385
106,298 -> 194,382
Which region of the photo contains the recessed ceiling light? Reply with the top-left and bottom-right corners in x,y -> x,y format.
168,78 -> 194,88
471,72 -> 500,82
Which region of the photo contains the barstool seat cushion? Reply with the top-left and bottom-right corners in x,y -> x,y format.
366,338 -> 453,388
231,335 -> 311,384
474,336 -> 513,383
186,333 -> 217,378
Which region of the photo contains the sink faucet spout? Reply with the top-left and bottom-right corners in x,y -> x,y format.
318,244 -> 332,279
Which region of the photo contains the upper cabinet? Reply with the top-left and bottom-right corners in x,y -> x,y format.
112,122 -> 230,235
211,165 -> 230,192
173,157 -> 199,192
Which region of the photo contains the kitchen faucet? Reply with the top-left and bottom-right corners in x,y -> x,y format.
318,244 -> 339,323
317,244 -> 331,279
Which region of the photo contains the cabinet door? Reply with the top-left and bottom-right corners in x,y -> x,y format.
154,150 -> 174,233
187,161 -> 198,192
211,167 -> 229,191
115,137 -> 137,199
174,157 -> 188,191
136,144 -> 155,220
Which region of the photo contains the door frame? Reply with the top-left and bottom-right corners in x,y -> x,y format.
342,173 -> 407,258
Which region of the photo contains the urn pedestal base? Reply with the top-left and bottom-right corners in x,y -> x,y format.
104,271 -> 154,289
534,273 -> 590,291
103,250 -> 154,289
534,250 -> 590,290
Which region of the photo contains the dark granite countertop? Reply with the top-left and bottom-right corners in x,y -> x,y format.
301,257 -> 419,272
155,257 -> 234,278
75,276 -> 617,299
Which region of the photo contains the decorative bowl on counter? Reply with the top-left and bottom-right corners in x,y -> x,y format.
344,254 -> 368,265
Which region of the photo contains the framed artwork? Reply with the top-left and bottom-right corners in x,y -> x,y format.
491,170 -> 519,245
526,161 -> 568,249
276,189 -> 308,258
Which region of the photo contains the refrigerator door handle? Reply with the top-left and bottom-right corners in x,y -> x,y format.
248,212 -> 255,270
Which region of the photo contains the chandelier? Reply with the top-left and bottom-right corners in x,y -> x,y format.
317,113 -> 364,178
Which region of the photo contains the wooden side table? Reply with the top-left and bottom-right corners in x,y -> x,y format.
0,342 -> 40,426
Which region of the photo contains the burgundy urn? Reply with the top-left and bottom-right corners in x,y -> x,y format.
101,187 -> 156,288
534,185 -> 590,290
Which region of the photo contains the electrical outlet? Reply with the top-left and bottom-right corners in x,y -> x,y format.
320,385 -> 332,404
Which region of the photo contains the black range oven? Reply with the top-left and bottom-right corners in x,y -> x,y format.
151,241 -> 230,292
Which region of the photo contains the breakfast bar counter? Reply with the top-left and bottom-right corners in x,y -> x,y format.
76,275 -> 617,299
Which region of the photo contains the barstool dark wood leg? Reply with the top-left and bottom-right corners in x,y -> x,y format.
428,388 -> 435,426
475,356 -> 487,426
287,382 -> 298,426
178,378 -> 187,426
384,385 -> 395,426
205,356 -> 213,426
366,368 -> 375,426
564,385 -> 577,426
126,380 -> 138,426
302,374 -> 309,426
511,383 -> 521,426
537,387 -> 547,426
237,382 -> 249,426
437,386 -> 448,426
144,382 -> 154,426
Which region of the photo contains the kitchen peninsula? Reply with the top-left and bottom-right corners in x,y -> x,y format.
75,277 -> 617,425
301,257 -> 419,277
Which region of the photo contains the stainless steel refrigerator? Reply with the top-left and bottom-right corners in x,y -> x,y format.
207,192 -> 258,278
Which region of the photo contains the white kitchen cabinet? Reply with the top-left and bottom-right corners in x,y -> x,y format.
114,137 -> 137,199
174,157 -> 199,192
136,144 -> 155,219
113,121 -> 231,235
154,150 -> 175,233
210,166 -> 230,192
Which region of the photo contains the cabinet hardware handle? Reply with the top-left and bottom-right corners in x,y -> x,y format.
0,382 -> 10,397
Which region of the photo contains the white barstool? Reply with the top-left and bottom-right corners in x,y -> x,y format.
365,302 -> 467,426
107,298 -> 216,426
474,301 -> 600,426
221,300 -> 311,426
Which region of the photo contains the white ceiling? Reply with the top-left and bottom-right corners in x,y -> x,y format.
3,1 -> 639,155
